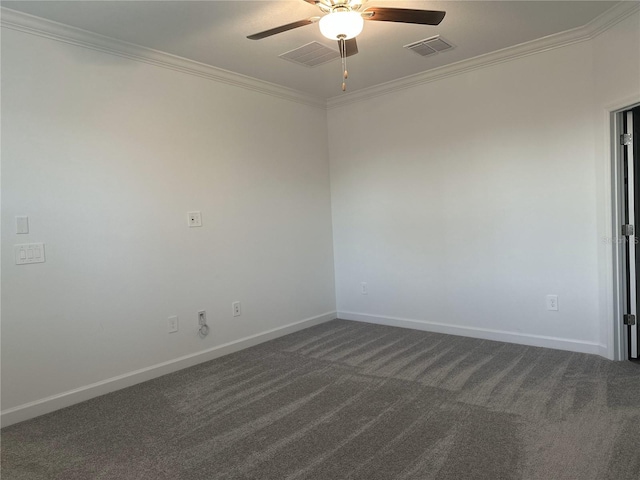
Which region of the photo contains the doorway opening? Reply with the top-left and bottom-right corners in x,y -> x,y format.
615,105 -> 640,361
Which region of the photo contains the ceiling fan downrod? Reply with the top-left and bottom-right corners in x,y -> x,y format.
338,34 -> 348,92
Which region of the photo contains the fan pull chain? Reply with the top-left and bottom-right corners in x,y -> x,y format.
339,35 -> 348,92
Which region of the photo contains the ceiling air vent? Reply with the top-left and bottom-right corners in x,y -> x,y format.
404,35 -> 454,58
279,42 -> 339,67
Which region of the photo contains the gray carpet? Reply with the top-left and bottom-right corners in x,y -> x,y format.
2,319 -> 640,480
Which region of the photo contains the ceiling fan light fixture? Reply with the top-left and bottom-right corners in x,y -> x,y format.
319,11 -> 364,40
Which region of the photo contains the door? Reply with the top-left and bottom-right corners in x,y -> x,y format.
622,106 -> 640,360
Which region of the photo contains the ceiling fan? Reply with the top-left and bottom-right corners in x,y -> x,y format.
247,0 -> 446,92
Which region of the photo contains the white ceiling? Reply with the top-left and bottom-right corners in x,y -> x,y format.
1,1 -> 617,99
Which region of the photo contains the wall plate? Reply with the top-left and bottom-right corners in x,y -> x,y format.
187,211 -> 202,227
14,243 -> 45,265
16,216 -> 29,234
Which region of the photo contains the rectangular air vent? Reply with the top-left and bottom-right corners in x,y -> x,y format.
279,41 -> 339,67
405,35 -> 454,58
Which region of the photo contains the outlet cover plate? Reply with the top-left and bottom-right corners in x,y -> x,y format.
546,295 -> 558,311
167,315 -> 179,333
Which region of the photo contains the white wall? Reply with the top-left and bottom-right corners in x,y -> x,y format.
328,11 -> 639,355
1,28 -> 336,421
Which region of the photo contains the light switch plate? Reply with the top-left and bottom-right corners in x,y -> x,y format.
16,216 -> 29,234
15,243 -> 45,265
187,211 -> 202,227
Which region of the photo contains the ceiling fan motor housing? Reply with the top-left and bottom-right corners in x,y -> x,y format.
316,1 -> 367,15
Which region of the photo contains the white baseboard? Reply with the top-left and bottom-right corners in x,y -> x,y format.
598,344 -> 613,360
338,312 -> 607,357
1,311 -> 337,428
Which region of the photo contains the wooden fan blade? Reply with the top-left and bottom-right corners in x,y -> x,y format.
247,18 -> 316,40
343,37 -> 358,57
363,8 -> 446,25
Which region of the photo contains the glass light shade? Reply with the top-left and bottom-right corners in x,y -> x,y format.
319,11 -> 364,40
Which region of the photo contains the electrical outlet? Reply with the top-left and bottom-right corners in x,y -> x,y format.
361,282 -> 368,295
197,310 -> 210,337
187,211 -> 202,227
232,301 -> 241,317
546,295 -> 558,311
167,315 -> 179,333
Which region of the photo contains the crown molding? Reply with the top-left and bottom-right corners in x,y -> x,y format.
327,1 -> 640,109
0,7 -> 326,110
588,0 -> 640,38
